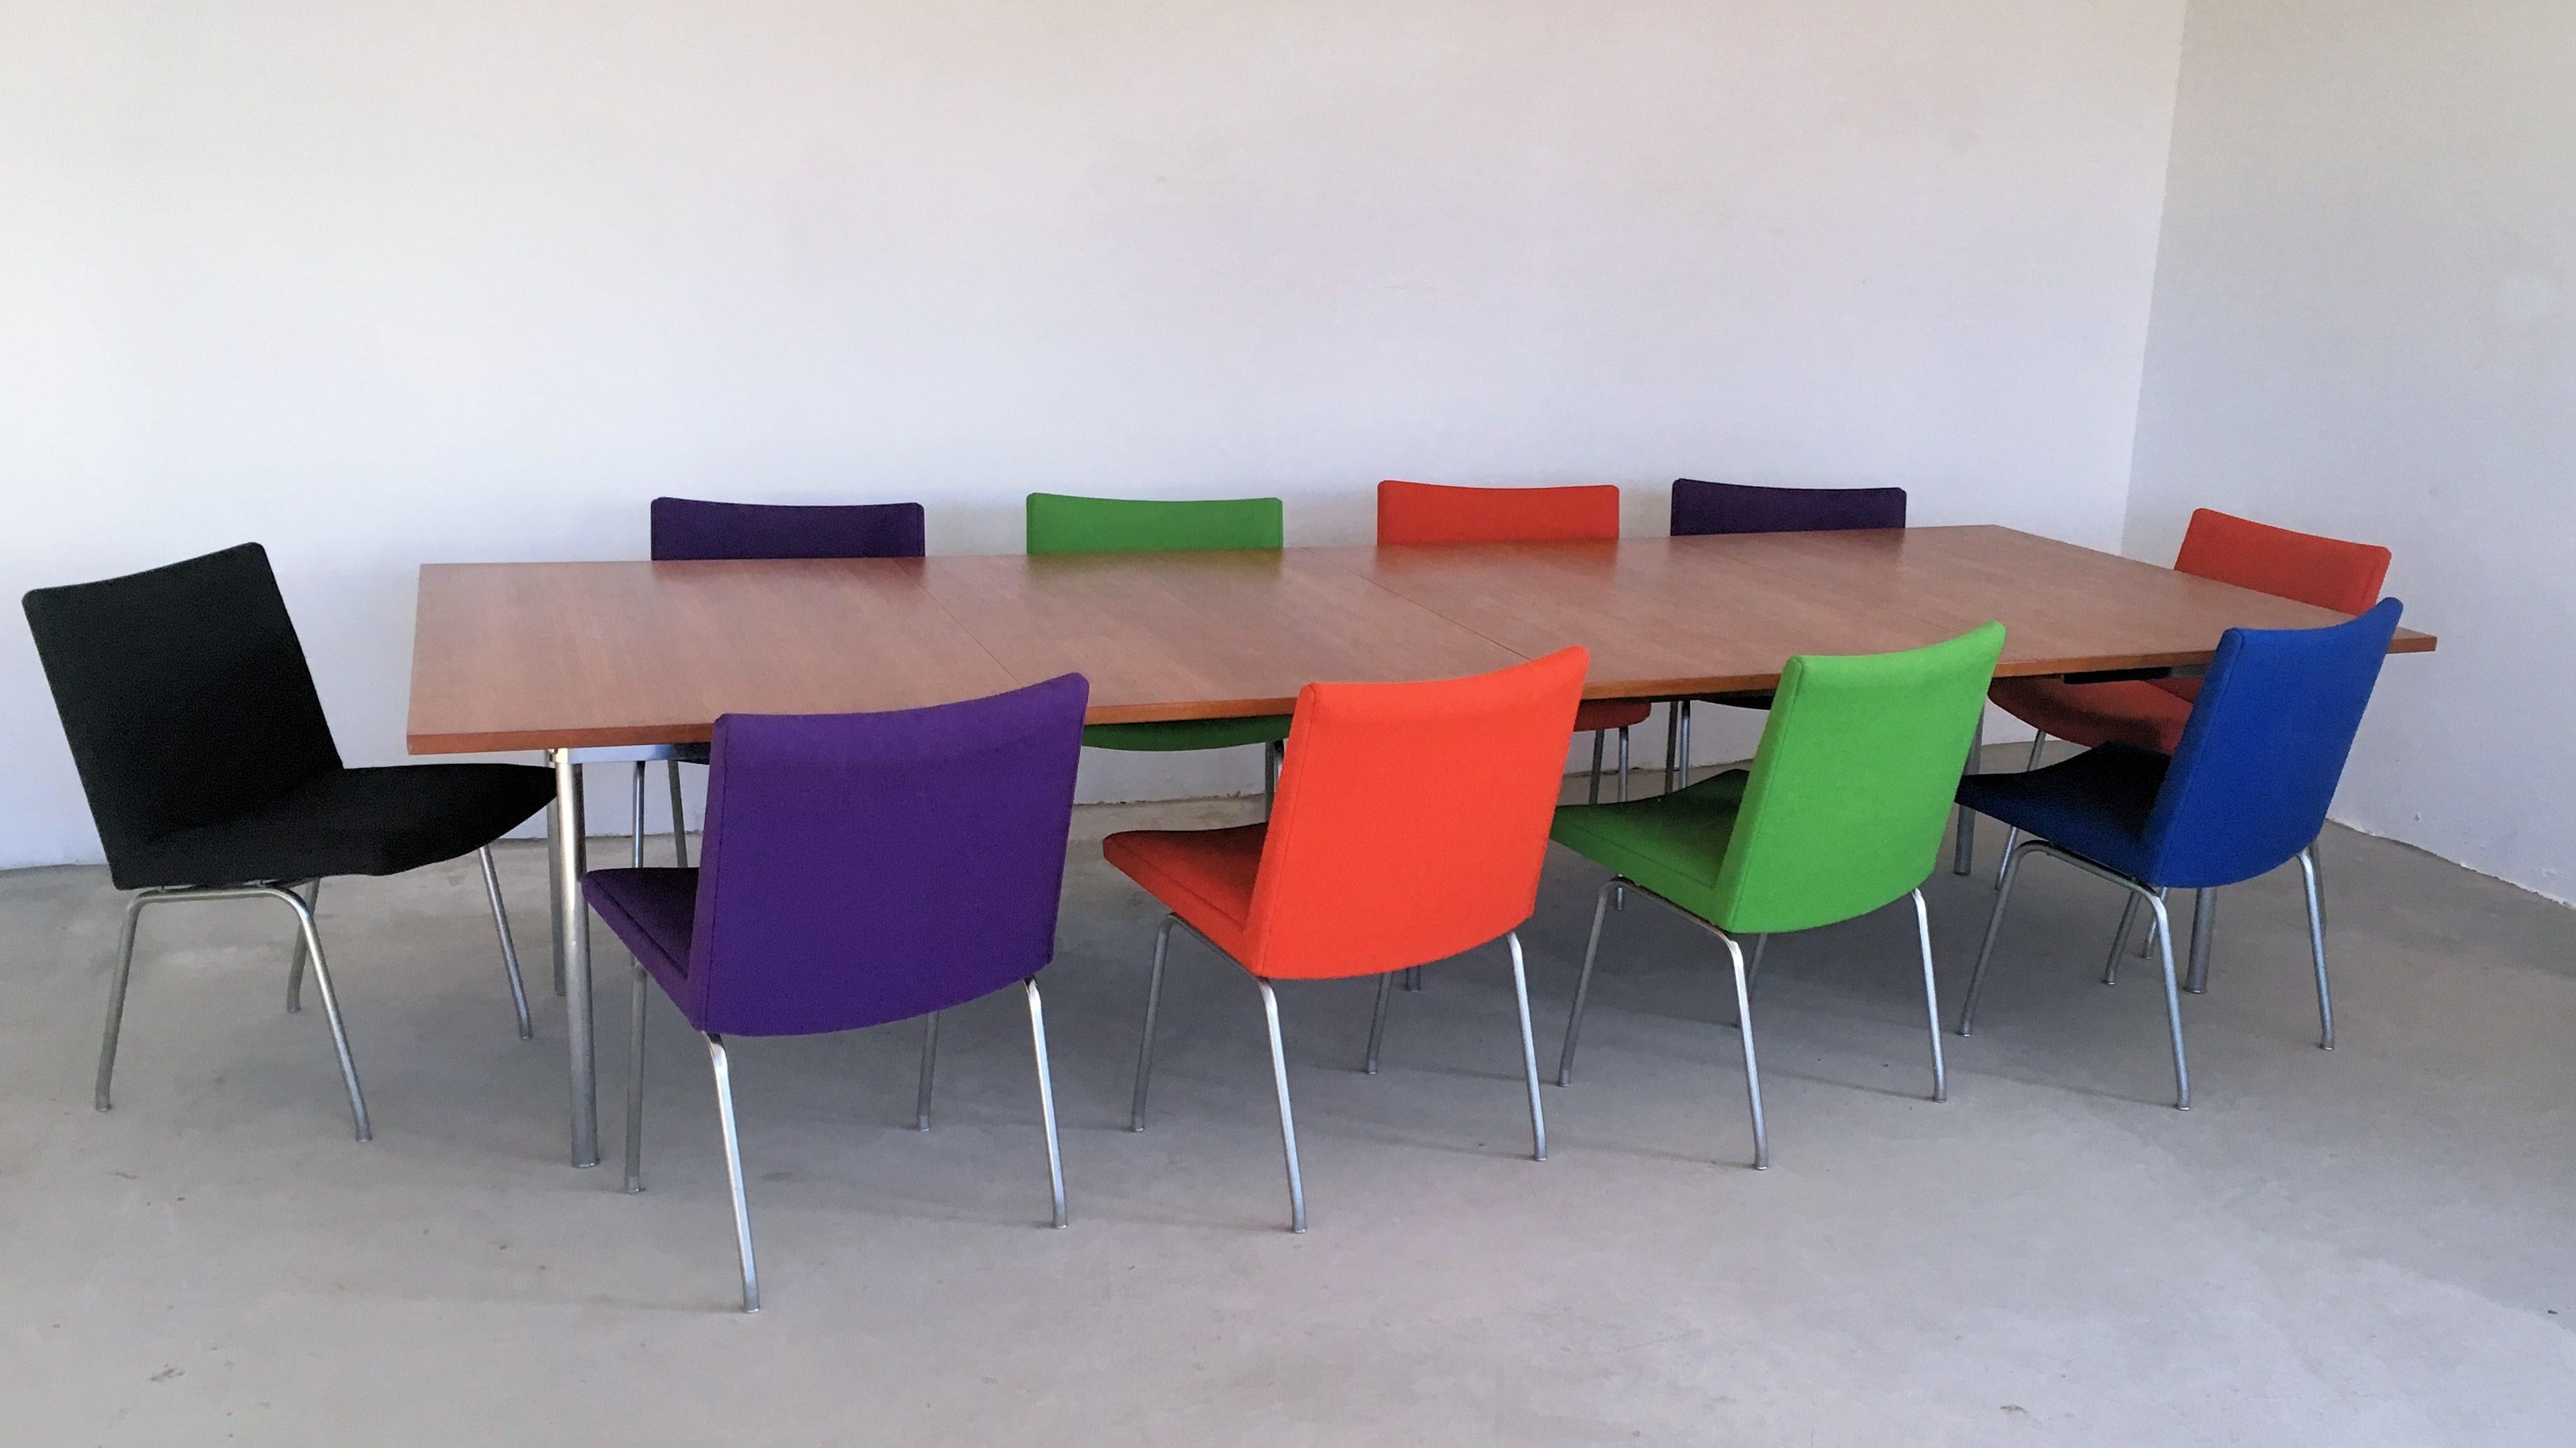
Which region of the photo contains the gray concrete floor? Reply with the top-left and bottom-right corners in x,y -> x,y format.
6,753 -> 2575,1445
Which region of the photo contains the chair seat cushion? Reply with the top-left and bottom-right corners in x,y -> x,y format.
1989,677 -> 2191,754
582,866 -> 699,1002
1954,744 -> 2171,881
1102,824 -> 1265,966
114,764 -> 555,890
1574,700 -> 1652,732
1083,716 -> 1292,752
1548,771 -> 1749,925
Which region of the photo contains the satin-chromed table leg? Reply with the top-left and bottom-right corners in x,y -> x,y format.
550,748 -> 598,1167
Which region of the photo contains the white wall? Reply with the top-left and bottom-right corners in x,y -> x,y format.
2126,0 -> 2576,902
0,1 -> 2186,867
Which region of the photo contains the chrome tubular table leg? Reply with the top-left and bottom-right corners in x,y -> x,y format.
1556,878 -> 1619,1085
667,759 -> 692,866
1952,715 -> 1982,874
629,762 -> 647,867
1025,979 -> 1069,1228
1616,725 -> 1630,802
625,964 -> 648,1193
706,1034 -> 759,1312
2184,887 -> 2216,995
1909,889 -> 1947,1102
286,878 -> 320,1012
915,1012 -> 940,1130
95,894 -> 150,1112
1506,932 -> 1546,1161
1255,979 -> 1307,1233
479,846 -> 534,1039
1130,915 -> 1176,1131
1722,932 -> 1767,1169
2300,847 -> 2334,1049
1365,971 -> 1394,1075
1588,730 -> 1606,804
1662,702 -> 1681,794
551,749 -> 599,1167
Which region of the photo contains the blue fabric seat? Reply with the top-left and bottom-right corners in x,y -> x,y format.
1955,599 -> 2405,1107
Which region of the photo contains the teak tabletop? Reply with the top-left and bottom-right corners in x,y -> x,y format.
406,525 -> 2435,755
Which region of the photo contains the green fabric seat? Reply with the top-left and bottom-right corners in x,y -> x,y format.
1550,620 -> 2006,1168
1024,492 -> 1295,755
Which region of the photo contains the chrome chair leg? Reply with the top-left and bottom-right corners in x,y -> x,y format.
915,1011 -> 940,1131
95,894 -> 150,1112
285,877 -> 320,1013
1721,931 -> 1767,1169
2105,893 -> 2142,985
479,846 -> 534,1039
1959,839 -> 2031,1035
629,760 -> 647,867
705,1033 -> 759,1312
2184,887 -> 2216,995
1130,915 -> 1176,1131
1663,702 -> 1681,794
1995,739 -> 2044,889
1403,965 -> 1422,992
1677,701 -> 1693,790
625,963 -> 647,1193
1952,716 -> 1983,874
667,759 -> 691,867
1909,889 -> 1947,1102
1024,979 -> 1069,1228
2146,892 -> 2191,1109
1556,877 -> 1620,1085
1254,979 -> 1307,1233
1726,934 -> 1770,1028
1262,739 -> 1282,815
1588,730 -> 1606,804
1506,931 -> 1546,1161
1364,971 -> 1394,1075
2300,847 -> 2334,1049
1616,725 -> 1630,802
281,888 -> 371,1142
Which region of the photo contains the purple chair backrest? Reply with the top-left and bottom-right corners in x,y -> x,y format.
650,497 -> 927,561
678,674 -> 1089,1037
1670,479 -> 1907,537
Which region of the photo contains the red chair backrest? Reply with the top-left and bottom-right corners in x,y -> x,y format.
1244,648 -> 1589,979
1376,481 -> 1621,545
2175,509 -> 2391,615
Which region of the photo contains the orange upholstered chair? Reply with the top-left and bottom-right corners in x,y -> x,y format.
1989,509 -> 2392,757
1376,481 -> 1652,802
1107,647 -> 1588,1230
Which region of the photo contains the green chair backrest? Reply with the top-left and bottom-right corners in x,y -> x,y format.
1709,621 -> 2006,935
1025,493 -> 1285,555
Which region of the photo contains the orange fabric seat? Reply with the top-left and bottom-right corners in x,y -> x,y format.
1993,509 -> 2391,752
1102,823 -> 1264,965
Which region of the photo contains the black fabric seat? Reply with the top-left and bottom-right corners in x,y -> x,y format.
118,763 -> 555,889
24,542 -> 549,1140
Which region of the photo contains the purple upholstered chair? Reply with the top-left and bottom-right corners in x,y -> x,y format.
1660,479 -> 1912,791
583,673 -> 1087,1312
632,497 -> 930,869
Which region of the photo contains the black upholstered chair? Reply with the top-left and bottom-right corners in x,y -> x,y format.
24,544 -> 556,1140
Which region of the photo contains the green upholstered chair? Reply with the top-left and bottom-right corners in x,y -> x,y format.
1023,493 -> 1296,771
1548,620 -> 2006,1167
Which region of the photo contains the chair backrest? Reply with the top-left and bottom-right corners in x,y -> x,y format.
2172,508 -> 2390,615
1375,480 -> 1621,544
24,544 -> 341,880
1709,623 -> 2005,935
1025,493 -> 1283,555
650,497 -> 926,561
1670,478 -> 1908,537
682,674 -> 1089,1036
1244,648 -> 1588,979
2140,599 -> 2402,889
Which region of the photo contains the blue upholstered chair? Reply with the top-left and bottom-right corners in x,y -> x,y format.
1953,599 -> 2404,1109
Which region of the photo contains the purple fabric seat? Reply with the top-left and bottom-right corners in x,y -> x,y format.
582,673 -> 1088,1311
1668,478 -> 1909,537
633,496 -> 932,863
648,497 -> 927,562
1655,480 -> 1913,792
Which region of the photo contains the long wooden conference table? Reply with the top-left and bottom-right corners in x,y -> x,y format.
406,525 -> 2437,1167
